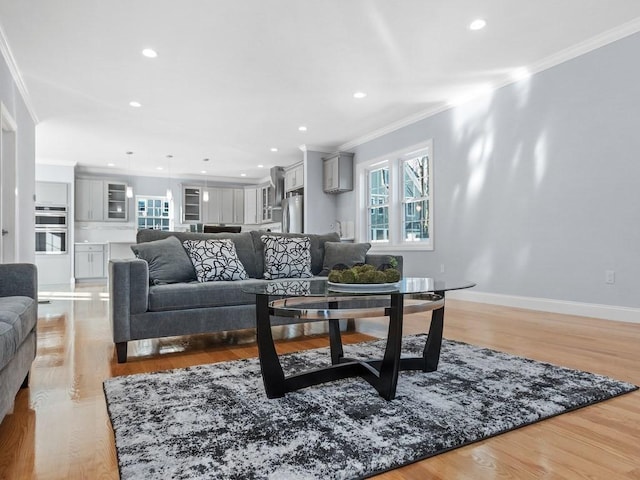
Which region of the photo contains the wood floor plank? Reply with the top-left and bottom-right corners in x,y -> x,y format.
0,284 -> 638,479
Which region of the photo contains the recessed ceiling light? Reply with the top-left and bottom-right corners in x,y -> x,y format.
157,166 -> 164,170
353,92 -> 367,99
107,163 -> 115,167
298,126 -> 307,132
200,170 -> 207,174
257,164 -> 264,168
469,19 -> 486,30
142,48 -> 158,58
270,147 -> 278,152
240,173 -> 247,177
129,101 -> 142,108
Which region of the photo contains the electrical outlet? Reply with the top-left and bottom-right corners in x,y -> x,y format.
440,264 -> 445,273
605,270 -> 615,284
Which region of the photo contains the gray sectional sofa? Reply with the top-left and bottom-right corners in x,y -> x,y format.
109,230 -> 401,363
0,263 -> 37,424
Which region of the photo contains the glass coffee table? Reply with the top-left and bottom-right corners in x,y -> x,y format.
243,277 -> 475,401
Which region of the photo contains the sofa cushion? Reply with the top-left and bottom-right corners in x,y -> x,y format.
0,296 -> 37,371
320,242 -> 371,276
183,239 -> 248,282
147,279 -> 264,311
131,236 -> 197,285
250,231 -> 340,278
137,230 -> 259,279
261,235 -> 313,279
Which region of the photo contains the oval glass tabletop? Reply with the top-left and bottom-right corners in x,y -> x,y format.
242,277 -> 475,297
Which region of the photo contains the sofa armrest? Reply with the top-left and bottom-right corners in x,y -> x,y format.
0,263 -> 37,299
365,254 -> 403,277
109,259 -> 149,342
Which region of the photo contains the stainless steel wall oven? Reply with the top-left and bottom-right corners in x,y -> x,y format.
35,205 -> 68,254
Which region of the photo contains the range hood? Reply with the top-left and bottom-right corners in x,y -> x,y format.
269,166 -> 285,208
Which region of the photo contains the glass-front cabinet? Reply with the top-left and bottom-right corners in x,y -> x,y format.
260,185 -> 273,222
107,182 -> 127,220
182,186 -> 202,223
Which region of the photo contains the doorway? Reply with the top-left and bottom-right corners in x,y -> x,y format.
0,103 -> 18,263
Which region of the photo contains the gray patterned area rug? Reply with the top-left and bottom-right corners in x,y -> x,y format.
103,335 -> 637,480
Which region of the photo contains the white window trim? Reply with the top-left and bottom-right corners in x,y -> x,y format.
356,139 -> 434,251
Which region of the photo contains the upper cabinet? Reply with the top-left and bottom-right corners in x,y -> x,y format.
285,163 -> 304,192
244,187 -> 258,225
76,179 -> 129,222
36,181 -> 68,206
106,182 -> 128,220
186,185 -> 245,225
323,152 -> 354,193
76,179 -> 105,221
182,186 -> 202,223
260,184 -> 273,223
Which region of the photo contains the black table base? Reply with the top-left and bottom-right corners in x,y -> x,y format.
255,292 -> 446,401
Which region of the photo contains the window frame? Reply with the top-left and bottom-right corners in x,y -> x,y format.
356,140 -> 434,251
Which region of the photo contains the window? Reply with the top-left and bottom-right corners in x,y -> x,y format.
358,140 -> 433,250
402,152 -> 430,242
136,196 -> 172,230
368,166 -> 390,241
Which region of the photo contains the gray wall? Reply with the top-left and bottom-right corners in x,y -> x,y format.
339,32 -> 640,309
0,50 -> 36,263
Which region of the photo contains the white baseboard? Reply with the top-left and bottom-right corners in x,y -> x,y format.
446,290 -> 640,324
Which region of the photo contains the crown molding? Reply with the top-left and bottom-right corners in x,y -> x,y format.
0,23 -> 38,123
339,16 -> 640,153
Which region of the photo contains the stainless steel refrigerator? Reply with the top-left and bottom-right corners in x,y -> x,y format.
281,195 -> 303,233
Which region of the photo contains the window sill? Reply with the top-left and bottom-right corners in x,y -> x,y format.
368,242 -> 434,253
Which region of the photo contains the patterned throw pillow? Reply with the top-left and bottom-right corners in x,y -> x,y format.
261,235 -> 313,279
182,239 -> 248,282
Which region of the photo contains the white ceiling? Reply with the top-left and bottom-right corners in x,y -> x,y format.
2,1 -> 640,183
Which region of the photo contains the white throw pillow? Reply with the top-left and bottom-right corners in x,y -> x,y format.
183,239 -> 248,282
261,235 -> 313,279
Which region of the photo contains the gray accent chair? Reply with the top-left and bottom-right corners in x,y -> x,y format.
110,230 -> 402,363
0,263 -> 37,424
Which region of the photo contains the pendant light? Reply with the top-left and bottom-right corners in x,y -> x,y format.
202,158 -> 210,202
125,151 -> 134,198
165,154 -> 173,201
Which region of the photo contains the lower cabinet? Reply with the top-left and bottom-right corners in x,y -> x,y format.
75,243 -> 106,279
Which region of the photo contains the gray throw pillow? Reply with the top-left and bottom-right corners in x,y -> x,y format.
131,235 -> 196,285
320,242 -> 371,276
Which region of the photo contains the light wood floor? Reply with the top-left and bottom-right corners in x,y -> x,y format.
0,283 -> 638,479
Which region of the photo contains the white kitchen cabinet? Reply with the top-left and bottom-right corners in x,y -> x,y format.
233,188 -> 244,224
219,188 -> 234,224
36,181 -> 68,206
244,187 -> 258,224
203,187 -> 244,225
76,179 -> 129,221
285,163 -> 304,192
204,187 -> 221,224
182,186 -> 202,223
76,179 -> 105,221
75,243 -> 105,279
323,152 -> 354,193
106,182 -> 128,221
260,185 -> 273,223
